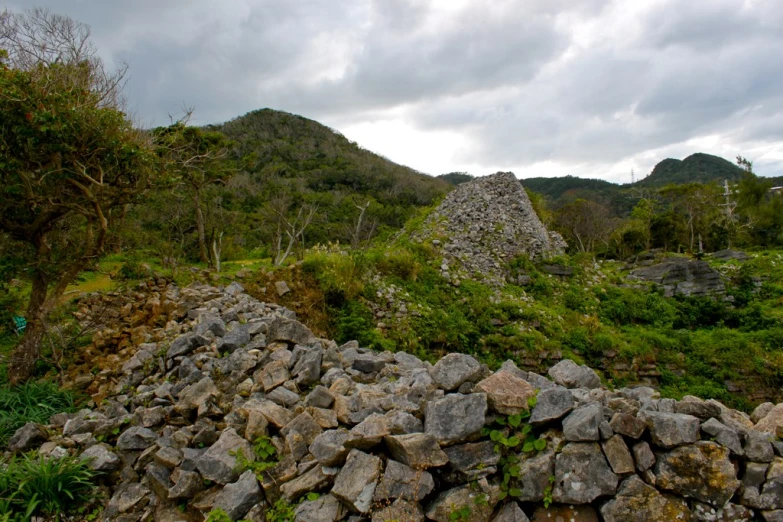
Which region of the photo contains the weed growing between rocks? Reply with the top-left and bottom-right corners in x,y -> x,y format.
0,453 -> 99,520
0,381 -> 78,448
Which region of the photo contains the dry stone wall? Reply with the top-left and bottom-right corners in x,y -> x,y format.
412,172 -> 566,286
7,282 -> 783,522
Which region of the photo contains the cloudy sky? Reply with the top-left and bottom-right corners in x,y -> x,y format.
5,0 -> 783,182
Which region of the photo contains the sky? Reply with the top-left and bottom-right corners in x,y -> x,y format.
4,0 -> 783,182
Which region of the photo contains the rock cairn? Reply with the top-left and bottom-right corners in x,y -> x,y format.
7,282 -> 783,522
412,172 -> 566,286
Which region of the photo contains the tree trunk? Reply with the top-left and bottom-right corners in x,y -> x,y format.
8,270 -> 48,385
194,190 -> 209,265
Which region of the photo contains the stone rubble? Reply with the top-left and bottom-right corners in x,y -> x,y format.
7,280 -> 783,522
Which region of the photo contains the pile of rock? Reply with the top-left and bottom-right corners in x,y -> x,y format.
411,172 -> 566,286
6,282 -> 783,522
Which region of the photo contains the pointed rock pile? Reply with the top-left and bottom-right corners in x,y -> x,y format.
6,282 -> 783,522
411,172 -> 567,286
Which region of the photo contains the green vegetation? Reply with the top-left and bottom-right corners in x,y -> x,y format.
234,436 -> 279,479
0,380 -> 79,448
0,453 -> 98,520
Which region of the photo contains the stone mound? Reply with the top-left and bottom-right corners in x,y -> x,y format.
8,281 -> 783,522
412,172 -> 566,286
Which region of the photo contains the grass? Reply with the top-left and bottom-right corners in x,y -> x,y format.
0,453 -> 99,520
0,379 -> 80,448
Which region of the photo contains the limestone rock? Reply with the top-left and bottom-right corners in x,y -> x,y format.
638,411 -> 700,448
425,393 -> 487,445
212,470 -> 262,520
331,449 -> 382,513
385,433 -> 449,469
372,499 -> 424,522
515,449 -> 555,502
81,444 -> 121,472
117,426 -> 157,451
8,423 -> 49,453
600,475 -> 691,522
294,494 -> 347,522
279,464 -> 331,502
196,428 -> 255,484
431,353 -> 484,391
562,403 -> 603,442
529,387 -> 574,426
475,370 -> 536,415
425,482 -> 498,522
602,435 -> 635,475
267,317 -> 316,345
654,441 -> 740,506
490,502 -> 530,522
609,412 -> 646,439
547,359 -> 601,389
553,442 -> 618,504
374,459 -> 434,501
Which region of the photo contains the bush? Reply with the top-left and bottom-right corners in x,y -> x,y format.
0,453 -> 98,519
0,382 -> 79,448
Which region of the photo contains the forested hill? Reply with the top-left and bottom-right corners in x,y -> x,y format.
211,109 -> 449,207
635,152 -> 746,187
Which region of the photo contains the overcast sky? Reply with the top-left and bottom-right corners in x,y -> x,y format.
5,0 -> 783,182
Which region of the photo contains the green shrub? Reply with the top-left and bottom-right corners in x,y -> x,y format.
0,382 -> 79,448
0,453 -> 98,519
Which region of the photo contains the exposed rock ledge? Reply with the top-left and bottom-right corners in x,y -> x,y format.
7,281 -> 783,522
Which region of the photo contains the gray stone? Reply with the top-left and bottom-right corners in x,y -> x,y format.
425,393 -> 487,445
629,258 -> 725,297
81,444 -> 121,472
352,354 -> 386,373
600,475 -> 691,522
745,431 -> 774,462
267,317 -> 316,345
386,433 -> 449,469
280,464 -> 331,502
276,280 -> 291,296
281,412 -> 324,446
431,353 -> 484,391
294,494 -> 347,522
290,344 -> 324,387
117,426 -> 157,451
166,332 -> 209,359
444,441 -> 499,476
175,377 -> 219,415
654,441 -> 740,506
553,442 -> 618,504
257,359 -> 290,392
154,446 -> 183,469
372,499 -> 425,522
638,411 -> 700,448
547,359 -> 601,389
218,323 -> 251,353
701,418 -> 743,455
515,449 -> 555,502
8,423 -> 48,453
212,470 -> 263,520
305,386 -> 334,409
345,413 -> 390,450
562,403 -> 603,441
195,313 -> 226,337
310,429 -> 350,467
674,396 -> 721,421
105,483 -> 150,517
331,449 -> 382,513
490,502 -> 529,522
145,461 -> 172,500
602,435 -> 635,475
374,459 -> 434,501
529,387 -> 574,426
632,441 -> 656,472
168,470 -> 205,500
267,387 -> 301,408
386,410 -> 424,435
763,511 -> 783,522
425,482 -> 498,522
196,428 -> 255,484
609,412 -> 646,439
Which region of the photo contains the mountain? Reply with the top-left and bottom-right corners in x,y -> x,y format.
634,153 -> 746,187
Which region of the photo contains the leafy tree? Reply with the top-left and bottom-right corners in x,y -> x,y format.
554,199 -> 616,253
0,9 -> 160,384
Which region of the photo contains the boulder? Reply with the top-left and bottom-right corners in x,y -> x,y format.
385,433 -> 449,469
374,459 -> 434,501
81,444 -> 121,472
331,449 -> 382,513
294,494 -> 347,522
638,411 -> 700,448
267,317 -> 316,345
431,353 -> 484,391
600,475 -> 690,522
552,442 -> 618,504
425,393 -> 487,445
654,441 -> 740,506
547,360 -> 601,389
196,428 -> 255,484
562,403 -> 603,442
529,387 -> 574,426
602,435 -> 635,475
474,370 -> 536,415
212,470 -> 263,520
117,426 -> 157,451
8,423 -> 48,453
425,482 -> 499,522
372,499 -> 425,522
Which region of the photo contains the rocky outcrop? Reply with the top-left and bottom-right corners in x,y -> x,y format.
11,281 -> 783,521
628,257 -> 725,297
412,172 -> 566,286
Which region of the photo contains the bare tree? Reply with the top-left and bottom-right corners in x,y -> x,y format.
273,205 -> 318,266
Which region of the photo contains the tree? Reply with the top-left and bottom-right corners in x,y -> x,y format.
554,199 -> 616,253
152,122 -> 234,266
0,9 -> 159,384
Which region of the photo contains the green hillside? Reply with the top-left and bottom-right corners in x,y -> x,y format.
635,153 -> 746,187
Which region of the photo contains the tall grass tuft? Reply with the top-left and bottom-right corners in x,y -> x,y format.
0,381 -> 79,448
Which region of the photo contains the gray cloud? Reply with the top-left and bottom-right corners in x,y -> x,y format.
4,0 -> 783,180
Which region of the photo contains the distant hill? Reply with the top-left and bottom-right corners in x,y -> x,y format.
207,109 -> 451,244
438,172 -> 475,186
634,153 -> 746,187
